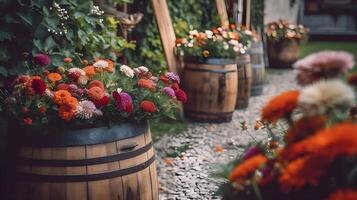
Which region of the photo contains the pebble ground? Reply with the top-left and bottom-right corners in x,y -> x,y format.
154,69 -> 297,200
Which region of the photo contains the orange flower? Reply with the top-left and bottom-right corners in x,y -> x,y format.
229,154 -> 267,182
279,155 -> 330,192
105,59 -> 115,73
138,79 -> 156,91
326,189 -> 357,200
88,80 -> 105,90
47,73 -> 62,83
285,116 -> 326,145
58,96 -> 78,121
64,57 -> 72,63
140,100 -> 157,113
23,117 -> 32,125
280,123 -> 357,161
261,90 -> 300,123
88,86 -> 104,101
83,65 -> 96,77
53,90 -> 72,105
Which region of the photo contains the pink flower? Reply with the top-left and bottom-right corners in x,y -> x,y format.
163,87 -> 175,97
34,53 -> 51,66
166,72 -> 180,83
113,92 -> 133,113
293,51 -> 355,86
75,100 -> 103,119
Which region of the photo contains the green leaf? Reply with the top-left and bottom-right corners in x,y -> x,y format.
16,12 -> 33,26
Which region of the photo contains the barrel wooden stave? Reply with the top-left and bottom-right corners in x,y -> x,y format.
15,126 -> 158,200
236,54 -> 252,109
250,42 -> 265,96
183,62 -> 238,122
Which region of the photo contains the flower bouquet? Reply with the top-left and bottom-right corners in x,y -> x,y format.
175,25 -> 253,61
1,54 -> 187,134
215,76 -> 357,199
265,19 -> 309,68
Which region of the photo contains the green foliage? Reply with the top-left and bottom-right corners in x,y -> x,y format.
251,0 -> 265,29
0,0 -> 133,79
127,0 -> 220,73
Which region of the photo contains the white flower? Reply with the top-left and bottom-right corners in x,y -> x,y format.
138,66 -> 149,73
223,42 -> 229,50
229,39 -> 239,46
240,48 -> 246,54
78,75 -> 88,85
120,65 -> 134,78
244,30 -> 253,35
189,30 -> 198,36
187,43 -> 194,48
233,46 -> 240,52
68,68 -> 86,76
298,80 -> 355,117
117,88 -> 123,93
205,30 -> 213,38
93,60 -> 109,69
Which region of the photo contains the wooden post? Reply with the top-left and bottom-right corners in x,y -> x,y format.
215,0 -> 230,29
151,0 -> 180,73
242,0 -> 251,29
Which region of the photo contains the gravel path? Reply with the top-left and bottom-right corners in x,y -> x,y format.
154,69 -> 298,200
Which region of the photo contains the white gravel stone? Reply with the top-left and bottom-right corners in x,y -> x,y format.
155,70 -> 298,199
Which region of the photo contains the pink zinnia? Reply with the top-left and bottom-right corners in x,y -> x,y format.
166,72 -> 180,83
293,51 -> 355,86
114,92 -> 133,113
163,87 -> 175,97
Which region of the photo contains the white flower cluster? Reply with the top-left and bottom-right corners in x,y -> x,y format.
48,2 -> 69,35
120,65 -> 135,78
91,5 -> 104,16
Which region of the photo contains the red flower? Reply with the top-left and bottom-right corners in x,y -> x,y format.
140,100 -> 157,113
175,89 -> 187,103
57,83 -> 70,90
31,79 -> 46,94
68,71 -> 80,82
34,53 -> 51,66
171,83 -> 180,91
159,75 -> 169,83
94,95 -> 110,108
64,57 -> 72,63
23,117 -> 32,125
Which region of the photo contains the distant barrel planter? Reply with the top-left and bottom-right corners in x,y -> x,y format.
182,57 -> 238,122
236,54 -> 252,109
12,122 -> 158,200
267,38 -> 300,68
249,42 -> 265,96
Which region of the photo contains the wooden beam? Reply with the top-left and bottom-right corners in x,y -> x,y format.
242,0 -> 251,29
215,0 -> 230,29
151,0 -> 180,73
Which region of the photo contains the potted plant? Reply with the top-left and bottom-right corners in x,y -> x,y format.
265,19 -> 309,68
1,55 -> 186,200
176,27 -> 249,122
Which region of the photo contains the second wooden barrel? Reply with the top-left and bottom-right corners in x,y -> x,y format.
236,54 -> 252,109
183,58 -> 238,122
267,38 -> 300,68
249,42 -> 265,96
13,122 -> 158,200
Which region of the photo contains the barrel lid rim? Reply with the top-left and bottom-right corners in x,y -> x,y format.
183,57 -> 236,64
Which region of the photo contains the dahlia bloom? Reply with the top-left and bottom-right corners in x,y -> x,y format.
31,79 -> 46,94
140,100 -> 157,113
120,65 -> 135,78
298,80 -> 355,117
75,100 -> 103,119
34,53 -> 51,66
293,51 -> 355,86
163,87 -> 175,97
113,92 -> 133,113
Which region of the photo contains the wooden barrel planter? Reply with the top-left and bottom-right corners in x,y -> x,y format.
182,58 -> 238,122
267,38 -> 300,68
12,122 -> 158,200
249,42 -> 265,96
236,54 -> 252,109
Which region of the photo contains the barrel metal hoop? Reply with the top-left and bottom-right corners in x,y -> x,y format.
184,110 -> 234,116
16,142 -> 153,167
16,155 -> 156,182
184,67 -> 236,74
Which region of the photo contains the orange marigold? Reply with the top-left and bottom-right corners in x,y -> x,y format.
138,79 -> 156,91
53,90 -> 72,105
105,59 -> 115,73
83,65 -> 96,77
285,116 -> 326,145
326,189 -> 357,200
88,80 -> 105,90
58,96 -> 78,121
88,86 -> 104,101
279,155 -> 331,192
261,90 -> 300,123
47,73 -> 62,82
229,154 -> 267,182
280,123 -> 357,161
